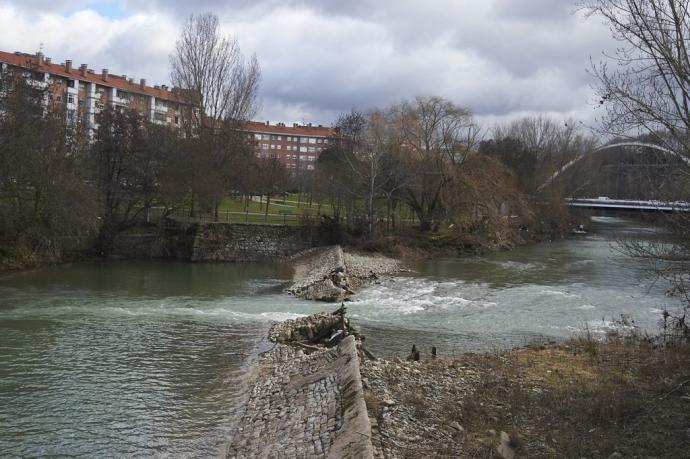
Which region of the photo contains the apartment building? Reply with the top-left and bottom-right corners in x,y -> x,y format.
243,121 -> 337,171
0,49 -> 336,171
0,50 -> 189,131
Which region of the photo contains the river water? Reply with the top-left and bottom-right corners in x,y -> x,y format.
0,216 -> 681,457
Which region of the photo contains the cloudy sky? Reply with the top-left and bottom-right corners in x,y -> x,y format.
0,0 -> 615,127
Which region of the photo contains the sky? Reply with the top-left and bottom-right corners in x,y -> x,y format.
0,0 -> 615,128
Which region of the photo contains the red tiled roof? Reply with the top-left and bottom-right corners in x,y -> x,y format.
242,120 -> 337,137
0,50 -> 187,103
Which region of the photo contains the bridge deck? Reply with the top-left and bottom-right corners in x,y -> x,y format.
567,198 -> 690,212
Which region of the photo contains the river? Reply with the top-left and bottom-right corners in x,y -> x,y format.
0,216 -> 682,457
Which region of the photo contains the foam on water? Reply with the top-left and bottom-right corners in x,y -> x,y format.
539,289 -> 581,299
351,277 -> 482,316
494,260 -> 546,272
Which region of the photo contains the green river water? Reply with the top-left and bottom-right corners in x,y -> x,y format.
0,216 -> 682,457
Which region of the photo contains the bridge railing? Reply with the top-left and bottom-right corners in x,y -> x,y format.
566,197 -> 690,212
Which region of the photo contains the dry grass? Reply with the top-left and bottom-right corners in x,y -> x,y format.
451,334 -> 690,457
363,332 -> 690,458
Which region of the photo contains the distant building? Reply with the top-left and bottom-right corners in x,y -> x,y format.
242,121 -> 337,171
0,50 -> 190,132
0,49 -> 337,170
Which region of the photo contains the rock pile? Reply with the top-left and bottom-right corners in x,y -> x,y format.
287,246 -> 349,302
342,252 -> 401,288
359,357 -> 480,458
287,246 -> 402,302
269,309 -> 349,345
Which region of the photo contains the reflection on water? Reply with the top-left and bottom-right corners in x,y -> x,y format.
0,216 -> 681,456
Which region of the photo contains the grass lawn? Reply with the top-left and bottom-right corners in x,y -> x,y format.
161,194 -> 418,226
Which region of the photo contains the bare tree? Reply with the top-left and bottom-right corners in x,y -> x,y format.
394,96 -> 480,231
91,108 -> 153,256
583,0 -> 690,159
170,12 -> 261,129
170,12 -> 261,218
335,109 -> 401,234
253,156 -> 288,220
0,70 -> 94,267
584,0 -> 690,335
490,116 -> 597,194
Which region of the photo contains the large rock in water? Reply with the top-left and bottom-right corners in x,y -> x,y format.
287,246 -> 348,301
304,278 -> 347,302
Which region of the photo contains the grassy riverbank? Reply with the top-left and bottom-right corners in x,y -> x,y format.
361,331 -> 690,458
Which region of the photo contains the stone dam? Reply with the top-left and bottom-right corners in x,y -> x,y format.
227,312 -> 374,459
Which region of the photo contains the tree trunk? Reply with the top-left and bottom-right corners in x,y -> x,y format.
419,219 -> 432,232
95,223 -> 116,257
189,192 -> 196,218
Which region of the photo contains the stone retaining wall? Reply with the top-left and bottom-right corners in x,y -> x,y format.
227,336 -> 373,459
191,223 -> 316,262
113,221 -> 322,262
112,220 -> 197,260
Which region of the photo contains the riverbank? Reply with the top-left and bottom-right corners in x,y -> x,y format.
0,201 -> 579,275
229,306 -> 690,458
361,332 -> 690,458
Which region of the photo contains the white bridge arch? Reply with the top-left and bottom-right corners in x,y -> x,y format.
537,142 -> 690,192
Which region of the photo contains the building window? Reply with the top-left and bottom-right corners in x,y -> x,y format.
277,145 -> 282,150
67,94 -> 75,104
300,146 -> 307,152
67,80 -> 75,88
307,165 -> 314,170
270,144 -> 276,149
116,89 -> 129,100
254,133 -> 262,140
261,143 -> 269,149
308,147 -> 316,153
263,134 -> 271,140
317,138 -> 323,144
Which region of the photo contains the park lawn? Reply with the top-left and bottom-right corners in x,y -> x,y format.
218,196 -> 332,217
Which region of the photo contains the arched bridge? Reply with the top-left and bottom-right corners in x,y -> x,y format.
538,142 -> 690,192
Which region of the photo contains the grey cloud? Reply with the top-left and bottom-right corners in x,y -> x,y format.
3,0 -> 92,12
1,0 -> 615,125
492,0 -> 575,20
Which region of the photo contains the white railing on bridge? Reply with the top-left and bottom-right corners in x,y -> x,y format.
567,197 -> 690,212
